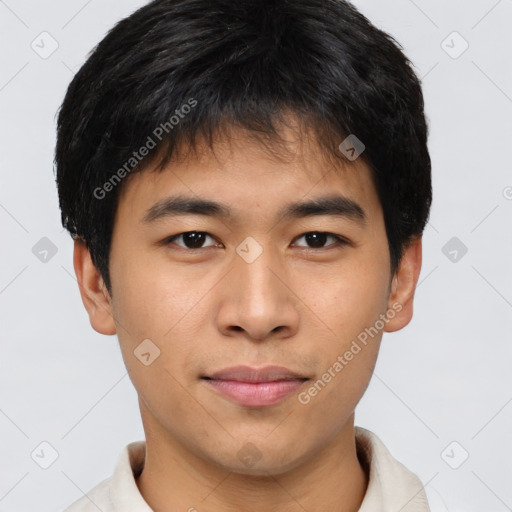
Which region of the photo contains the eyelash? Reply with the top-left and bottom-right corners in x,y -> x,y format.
162,231 -> 350,251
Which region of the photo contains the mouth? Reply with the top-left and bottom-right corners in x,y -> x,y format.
201,365 -> 310,407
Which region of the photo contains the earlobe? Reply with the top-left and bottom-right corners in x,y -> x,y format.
384,236 -> 423,333
73,239 -> 117,335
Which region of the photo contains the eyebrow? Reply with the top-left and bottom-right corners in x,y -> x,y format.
142,194 -> 367,225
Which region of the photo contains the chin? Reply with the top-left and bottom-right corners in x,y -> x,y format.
204,440 -> 313,477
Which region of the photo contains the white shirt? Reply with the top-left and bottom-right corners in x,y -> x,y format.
62,426 -> 430,511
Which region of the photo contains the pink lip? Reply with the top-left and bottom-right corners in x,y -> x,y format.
202,365 -> 309,407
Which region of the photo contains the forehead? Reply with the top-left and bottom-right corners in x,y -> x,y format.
115,122 -> 382,228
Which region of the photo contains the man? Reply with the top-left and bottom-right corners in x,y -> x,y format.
55,0 -> 432,510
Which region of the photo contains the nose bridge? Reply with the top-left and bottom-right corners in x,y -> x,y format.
236,242 -> 279,304
234,236 -> 282,312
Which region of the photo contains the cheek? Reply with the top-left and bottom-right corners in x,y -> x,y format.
299,250 -> 389,403
109,250 -> 216,379
298,270 -> 385,425
110,247 -> 195,337
109,261 -> 199,416
308,260 -> 389,343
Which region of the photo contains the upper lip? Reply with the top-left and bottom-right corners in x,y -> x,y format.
203,365 -> 309,383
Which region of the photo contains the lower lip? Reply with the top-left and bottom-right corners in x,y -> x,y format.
204,379 -> 307,407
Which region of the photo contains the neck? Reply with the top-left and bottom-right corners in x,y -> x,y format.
136,407 -> 368,512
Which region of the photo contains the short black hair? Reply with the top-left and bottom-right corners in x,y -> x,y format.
55,0 -> 432,294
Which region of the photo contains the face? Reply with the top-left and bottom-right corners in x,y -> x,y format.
76,122 -> 421,476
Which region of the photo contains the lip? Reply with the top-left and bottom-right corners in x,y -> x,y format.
205,365 -> 307,382
202,365 -> 309,407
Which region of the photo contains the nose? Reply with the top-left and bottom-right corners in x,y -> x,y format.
215,242 -> 300,342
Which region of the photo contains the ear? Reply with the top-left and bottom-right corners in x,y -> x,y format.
384,236 -> 423,333
73,239 -> 117,335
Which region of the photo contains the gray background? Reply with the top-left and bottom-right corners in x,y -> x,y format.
1,0 -> 511,511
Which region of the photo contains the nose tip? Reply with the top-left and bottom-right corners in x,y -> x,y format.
216,251 -> 300,342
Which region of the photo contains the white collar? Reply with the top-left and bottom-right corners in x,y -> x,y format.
354,426 -> 430,511
66,427 -> 430,511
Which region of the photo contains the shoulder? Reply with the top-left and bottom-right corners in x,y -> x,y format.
60,440 -> 147,512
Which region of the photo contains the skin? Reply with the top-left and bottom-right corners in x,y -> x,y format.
74,121 -> 422,512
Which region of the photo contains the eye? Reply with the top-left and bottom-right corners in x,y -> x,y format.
293,231 -> 348,249
163,230 -> 349,251
164,231 -> 219,250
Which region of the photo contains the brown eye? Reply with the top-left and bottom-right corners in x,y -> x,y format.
166,231 -> 217,249
294,232 -> 347,249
